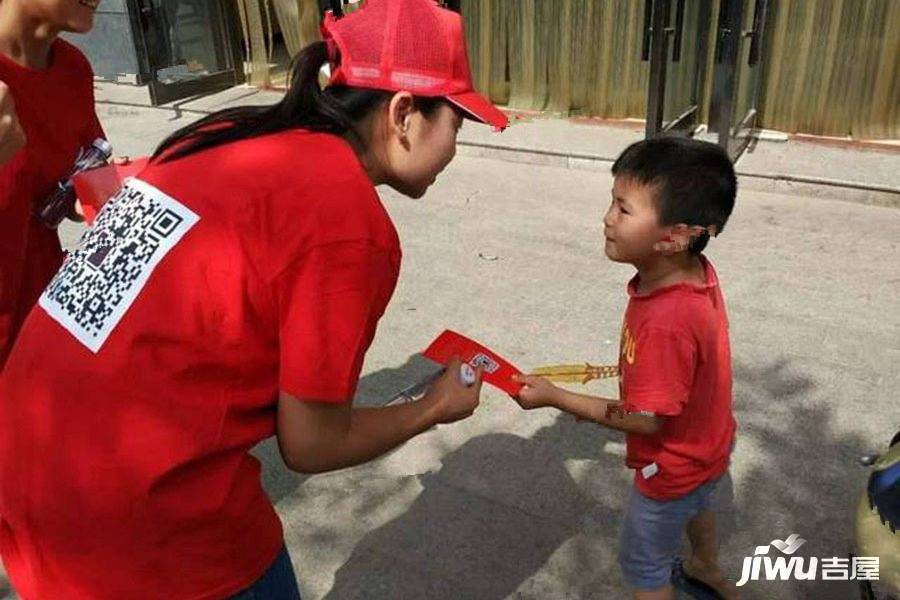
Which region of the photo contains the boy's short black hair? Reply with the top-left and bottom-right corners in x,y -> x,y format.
612,137 -> 737,254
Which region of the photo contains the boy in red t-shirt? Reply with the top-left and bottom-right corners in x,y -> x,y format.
514,137 -> 738,600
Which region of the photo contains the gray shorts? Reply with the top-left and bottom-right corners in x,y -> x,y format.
618,477 -> 720,590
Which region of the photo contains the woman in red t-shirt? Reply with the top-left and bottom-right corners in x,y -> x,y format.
0,1 -> 508,598
0,0 -> 106,368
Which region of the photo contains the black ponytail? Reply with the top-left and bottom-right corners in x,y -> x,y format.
153,41 -> 447,164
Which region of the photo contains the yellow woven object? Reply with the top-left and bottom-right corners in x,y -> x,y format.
530,363 -> 619,384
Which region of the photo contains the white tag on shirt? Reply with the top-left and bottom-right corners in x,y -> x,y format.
641,462 -> 660,479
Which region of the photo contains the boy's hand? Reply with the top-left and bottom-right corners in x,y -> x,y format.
511,374 -> 561,410
0,81 -> 26,166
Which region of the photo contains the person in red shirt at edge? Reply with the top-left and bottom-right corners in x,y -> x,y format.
514,138 -> 739,600
0,0 -> 106,369
0,0 -> 507,598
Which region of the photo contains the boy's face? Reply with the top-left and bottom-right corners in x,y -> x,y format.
603,176 -> 668,265
25,0 -> 100,34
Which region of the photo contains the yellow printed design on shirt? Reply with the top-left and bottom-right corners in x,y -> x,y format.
620,324 -> 636,366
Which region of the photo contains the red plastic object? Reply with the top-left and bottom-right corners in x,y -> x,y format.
422,330 -> 524,395
72,157 -> 149,225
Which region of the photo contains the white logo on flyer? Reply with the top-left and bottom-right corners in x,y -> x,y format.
470,353 -> 499,374
736,533 -> 879,586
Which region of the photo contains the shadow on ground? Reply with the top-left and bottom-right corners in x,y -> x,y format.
254,354 -> 444,506
0,356 -> 876,600
307,356 -> 874,599
722,358 -> 872,600
321,415 -> 625,599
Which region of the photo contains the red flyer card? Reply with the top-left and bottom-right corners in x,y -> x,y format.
423,330 -> 524,395
73,157 -> 150,225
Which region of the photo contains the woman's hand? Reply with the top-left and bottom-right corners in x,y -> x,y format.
424,356 -> 483,424
511,374 -> 562,410
0,81 -> 26,166
278,359 -> 481,475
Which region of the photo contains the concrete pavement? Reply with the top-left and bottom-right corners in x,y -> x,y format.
1,83 -> 899,600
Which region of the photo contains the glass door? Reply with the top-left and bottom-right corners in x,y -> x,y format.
709,0 -> 769,160
134,0 -> 244,105
644,0 -> 714,138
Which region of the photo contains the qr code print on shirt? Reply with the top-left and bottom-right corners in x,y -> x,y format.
39,178 -> 199,353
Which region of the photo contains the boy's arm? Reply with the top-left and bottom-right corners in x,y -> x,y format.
512,374 -> 663,435
553,388 -> 663,435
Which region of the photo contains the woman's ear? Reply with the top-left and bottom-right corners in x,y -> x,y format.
387,91 -> 415,141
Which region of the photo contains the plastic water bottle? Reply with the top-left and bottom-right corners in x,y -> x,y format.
34,137 -> 113,229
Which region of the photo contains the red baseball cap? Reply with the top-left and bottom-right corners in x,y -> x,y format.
321,0 -> 508,131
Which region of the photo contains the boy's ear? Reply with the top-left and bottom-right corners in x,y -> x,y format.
678,223 -> 710,239
653,223 -> 709,255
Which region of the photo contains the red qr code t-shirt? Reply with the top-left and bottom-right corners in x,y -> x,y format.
0,130 -> 400,599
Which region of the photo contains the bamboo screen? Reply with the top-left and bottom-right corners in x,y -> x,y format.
235,0 -> 323,87
236,0 -> 899,139
759,0 -> 899,139
462,0 -> 651,118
